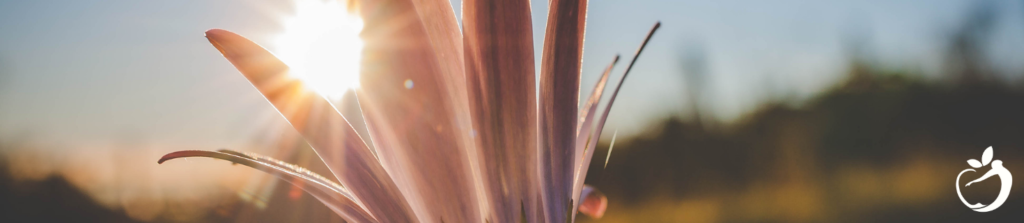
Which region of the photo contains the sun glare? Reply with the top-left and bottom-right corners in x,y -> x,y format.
275,0 -> 364,98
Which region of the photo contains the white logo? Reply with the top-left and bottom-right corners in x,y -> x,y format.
956,146 -> 1012,212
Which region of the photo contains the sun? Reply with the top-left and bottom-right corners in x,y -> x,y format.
274,0 -> 364,99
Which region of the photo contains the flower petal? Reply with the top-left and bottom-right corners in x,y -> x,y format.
158,150 -> 377,223
568,55 -> 617,219
354,0 -> 483,221
462,0 -> 539,222
571,22 -> 660,220
577,185 -> 607,219
538,0 -> 590,221
204,29 -> 416,223
573,56 -> 618,177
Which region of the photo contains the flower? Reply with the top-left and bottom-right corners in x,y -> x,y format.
159,0 -> 658,222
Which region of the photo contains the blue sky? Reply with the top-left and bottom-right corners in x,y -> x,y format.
2,0 -> 1024,147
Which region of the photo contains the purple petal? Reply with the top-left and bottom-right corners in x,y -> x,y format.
538,0 -> 590,221
355,0 -> 483,221
462,0 -> 540,222
572,56 -> 618,180
204,29 -> 416,222
158,150 -> 377,223
571,22 -> 660,220
568,56 -> 618,219
577,185 -> 607,219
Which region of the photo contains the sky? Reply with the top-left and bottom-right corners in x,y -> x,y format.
2,0 -> 1024,148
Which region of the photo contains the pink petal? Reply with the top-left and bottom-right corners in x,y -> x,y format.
569,55 -> 618,219
538,0 -> 589,221
354,0 -> 482,221
572,56 -> 618,175
204,29 -> 415,222
571,22 -> 660,220
577,185 -> 607,219
158,150 -> 377,223
462,0 -> 540,222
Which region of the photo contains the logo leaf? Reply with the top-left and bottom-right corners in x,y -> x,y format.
982,146 -> 994,166
967,159 -> 983,168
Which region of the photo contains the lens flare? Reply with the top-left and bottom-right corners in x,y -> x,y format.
275,0 -> 363,98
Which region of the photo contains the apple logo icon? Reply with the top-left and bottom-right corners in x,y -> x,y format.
956,146 -> 1012,212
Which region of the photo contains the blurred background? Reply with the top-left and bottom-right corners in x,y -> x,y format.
2,0 -> 1024,222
